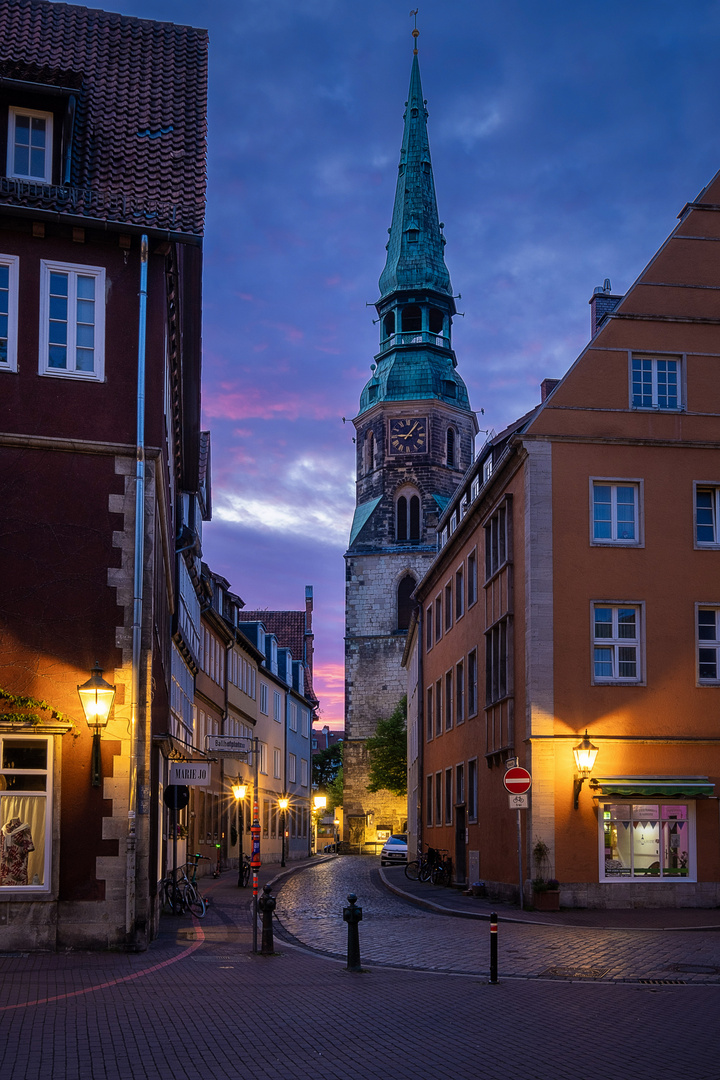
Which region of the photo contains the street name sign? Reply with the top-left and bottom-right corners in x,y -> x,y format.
503,766 -> 532,795
508,793 -> 529,809
205,735 -> 252,756
169,762 -> 210,786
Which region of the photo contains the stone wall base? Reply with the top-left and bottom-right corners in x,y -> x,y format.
558,881 -> 720,910
0,899 -> 135,952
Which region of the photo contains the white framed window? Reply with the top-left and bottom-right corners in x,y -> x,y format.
601,801 -> 695,882
698,607 -> 720,683
426,775 -> 433,827
259,742 -> 268,775
592,603 -> 643,683
300,758 -> 308,787
0,735 -> 52,890
301,710 -> 309,738
631,355 -> 682,410
259,682 -> 269,715
435,771 -> 442,825
455,565 -> 464,620
8,107 -> 53,182
273,748 -> 281,779
467,648 -> 478,716
695,485 -> 720,547
273,691 -> 282,723
0,255 -> 19,372
444,768 -> 453,824
468,758 -> 478,822
425,686 -> 433,742
289,703 -> 297,732
591,480 -> 641,545
456,660 -> 465,724
39,261 -> 105,380
288,753 -> 296,783
467,549 -> 477,607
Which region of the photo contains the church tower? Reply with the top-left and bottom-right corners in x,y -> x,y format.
343,32 -> 478,850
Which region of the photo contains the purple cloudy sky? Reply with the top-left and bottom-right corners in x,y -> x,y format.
113,0 -> 720,728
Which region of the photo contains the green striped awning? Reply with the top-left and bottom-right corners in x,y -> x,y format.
590,776 -> 714,799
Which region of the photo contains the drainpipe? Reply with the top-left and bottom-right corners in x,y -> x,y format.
416,605 -> 424,862
127,234 -> 148,942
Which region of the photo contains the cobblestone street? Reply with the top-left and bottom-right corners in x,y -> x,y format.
1,858 -> 720,1080
276,856 -> 720,983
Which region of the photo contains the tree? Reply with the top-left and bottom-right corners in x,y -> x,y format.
312,742 -> 342,788
366,696 -> 407,796
326,766 -> 343,811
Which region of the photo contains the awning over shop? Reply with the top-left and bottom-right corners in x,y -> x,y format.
590,776 -> 715,799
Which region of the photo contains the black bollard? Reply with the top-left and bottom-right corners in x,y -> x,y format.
258,884 -> 276,955
343,892 -> 363,972
489,912 -> 498,984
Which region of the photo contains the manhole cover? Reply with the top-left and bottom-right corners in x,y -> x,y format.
542,966 -> 609,980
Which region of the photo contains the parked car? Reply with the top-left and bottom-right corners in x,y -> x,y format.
380,834 -> 408,865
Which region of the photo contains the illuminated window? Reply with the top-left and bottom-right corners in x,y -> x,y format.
601,802 -> 693,881
592,604 -> 642,683
0,736 -> 51,891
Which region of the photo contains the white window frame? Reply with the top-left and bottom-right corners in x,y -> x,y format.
590,478 -> 643,546
39,260 -> 106,381
599,800 -> 696,883
630,353 -> 684,411
259,742 -> 268,775
300,758 -> 308,788
288,753 -> 296,783
259,682 -> 269,715
289,702 -> 298,732
273,748 -> 281,780
301,709 -> 309,738
273,691 -> 282,723
8,106 -> 53,182
0,254 -> 19,372
591,602 -> 644,685
694,484 -> 720,548
697,605 -> 720,685
0,733 -> 53,892
467,758 -> 478,822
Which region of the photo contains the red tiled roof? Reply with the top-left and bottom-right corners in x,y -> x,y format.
238,609 -> 317,704
0,0 -> 207,236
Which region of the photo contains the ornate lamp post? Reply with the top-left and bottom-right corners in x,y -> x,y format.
278,795 -> 289,867
573,730 -> 599,809
232,780 -> 247,886
77,662 -> 115,787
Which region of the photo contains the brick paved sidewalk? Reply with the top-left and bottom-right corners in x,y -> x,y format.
380,864 -> 720,930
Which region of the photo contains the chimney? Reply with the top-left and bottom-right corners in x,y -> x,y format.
589,278 -> 623,337
541,378 -> 560,403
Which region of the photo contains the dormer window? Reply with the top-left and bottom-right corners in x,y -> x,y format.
407,229 -> 419,243
8,107 -> 53,182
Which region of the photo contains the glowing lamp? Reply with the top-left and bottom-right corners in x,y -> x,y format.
77,663 -> 115,788
572,730 -> 599,809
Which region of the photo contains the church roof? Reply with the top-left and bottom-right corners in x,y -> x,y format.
358,348 -> 471,413
378,51 -> 452,299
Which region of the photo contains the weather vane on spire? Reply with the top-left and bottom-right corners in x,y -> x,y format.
410,9 -> 419,53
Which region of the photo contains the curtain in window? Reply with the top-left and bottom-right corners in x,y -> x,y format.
0,795 -> 46,885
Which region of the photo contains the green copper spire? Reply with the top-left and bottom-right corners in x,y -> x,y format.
378,50 -> 452,298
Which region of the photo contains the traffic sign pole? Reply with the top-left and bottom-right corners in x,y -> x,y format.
517,808 -> 524,910
503,765 -> 531,910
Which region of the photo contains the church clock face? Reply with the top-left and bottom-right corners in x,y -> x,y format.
389,417 -> 427,454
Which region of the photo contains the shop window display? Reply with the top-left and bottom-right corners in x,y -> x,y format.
0,737 -> 49,888
602,802 -> 691,881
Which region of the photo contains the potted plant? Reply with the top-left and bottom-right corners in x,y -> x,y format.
532,876 -> 560,910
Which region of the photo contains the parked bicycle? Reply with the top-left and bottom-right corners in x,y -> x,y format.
161,853 -> 210,917
431,850 -> 453,887
240,852 -> 251,887
405,845 -> 442,882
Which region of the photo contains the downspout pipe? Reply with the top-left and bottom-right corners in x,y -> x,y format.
128,233 -> 148,942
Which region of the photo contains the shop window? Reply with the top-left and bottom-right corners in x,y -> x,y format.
0,736 -> 51,890
602,802 -> 693,881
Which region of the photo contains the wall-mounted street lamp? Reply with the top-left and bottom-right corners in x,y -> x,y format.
232,780 -> 248,887
573,730 -> 599,809
278,795 -> 290,867
77,663 -> 116,788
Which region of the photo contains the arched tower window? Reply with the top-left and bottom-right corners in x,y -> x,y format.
397,574 -> 416,631
383,311 -> 395,338
401,305 -> 422,332
446,428 -> 456,468
429,307 -> 444,334
396,490 -> 421,542
365,430 -> 375,472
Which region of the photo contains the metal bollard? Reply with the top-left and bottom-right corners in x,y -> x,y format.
343,892 -> 363,972
258,884 -> 276,955
489,912 -> 498,984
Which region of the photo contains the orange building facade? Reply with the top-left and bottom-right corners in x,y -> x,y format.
406,168 -> 720,908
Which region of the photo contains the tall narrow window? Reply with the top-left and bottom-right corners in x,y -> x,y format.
485,504 -> 508,579
365,430 -> 375,472
383,311 -> 395,338
435,771 -> 442,825
435,678 -> 442,736
8,107 -> 53,182
455,566 -> 464,620
397,574 -> 416,631
426,605 -> 433,651
444,582 -> 453,632
0,255 -> 19,372
456,763 -> 465,805
696,487 -> 720,546
426,775 -> 433,827
445,768 -> 453,824
409,495 -> 420,540
434,596 -> 442,642
468,649 -> 478,716
445,670 -> 453,731
468,759 -> 478,821
446,428 -> 455,467
40,261 -> 105,380
486,620 -> 509,704
467,550 -> 477,606
698,608 -> 720,683
396,496 -> 408,541
426,686 -> 433,741
456,660 -> 465,724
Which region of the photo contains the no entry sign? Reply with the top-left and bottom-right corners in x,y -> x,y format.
503,766 -> 532,795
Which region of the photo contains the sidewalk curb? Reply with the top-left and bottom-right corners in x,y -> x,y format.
378,867 -> 720,932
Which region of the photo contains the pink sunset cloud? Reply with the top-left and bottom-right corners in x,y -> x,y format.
313,661 -> 345,730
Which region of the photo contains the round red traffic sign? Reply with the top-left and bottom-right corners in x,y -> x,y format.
503,766 -> 531,795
